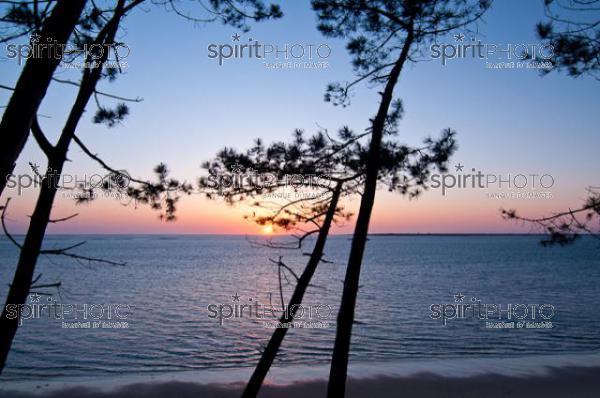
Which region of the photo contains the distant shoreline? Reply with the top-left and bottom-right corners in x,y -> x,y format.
1,233 -> 559,237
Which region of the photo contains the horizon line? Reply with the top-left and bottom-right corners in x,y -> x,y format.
1,232 -> 554,236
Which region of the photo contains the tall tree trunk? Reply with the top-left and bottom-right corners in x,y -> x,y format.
0,150 -> 66,374
0,0 -> 87,197
327,28 -> 414,398
0,4 -> 124,374
242,182 -> 342,398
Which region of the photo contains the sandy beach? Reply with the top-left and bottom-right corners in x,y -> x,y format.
0,366 -> 598,398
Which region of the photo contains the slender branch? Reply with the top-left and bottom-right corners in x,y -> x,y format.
1,198 -> 21,249
269,257 -> 299,281
30,114 -> 55,157
72,134 -> 148,185
48,213 -> 79,223
52,78 -> 143,103
40,249 -> 126,266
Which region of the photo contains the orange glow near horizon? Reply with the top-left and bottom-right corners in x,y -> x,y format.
2,183 -> 586,235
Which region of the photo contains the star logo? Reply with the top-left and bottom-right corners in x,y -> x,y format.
30,33 -> 41,43
230,163 -> 244,174
454,292 -> 465,303
453,33 -> 465,42
29,293 -> 41,303
29,162 -> 41,177
232,292 -> 240,302
454,163 -> 464,172
232,33 -> 241,42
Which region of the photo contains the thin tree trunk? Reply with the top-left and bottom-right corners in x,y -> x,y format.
241,182 -> 343,398
0,0 -> 88,197
0,150 -> 66,374
0,4 -> 124,374
327,28 -> 414,398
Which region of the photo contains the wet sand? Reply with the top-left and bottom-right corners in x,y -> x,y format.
1,366 -> 598,398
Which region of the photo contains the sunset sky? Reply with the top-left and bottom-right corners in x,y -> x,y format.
0,0 -> 598,235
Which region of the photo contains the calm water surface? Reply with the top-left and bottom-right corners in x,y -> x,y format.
0,234 -> 598,382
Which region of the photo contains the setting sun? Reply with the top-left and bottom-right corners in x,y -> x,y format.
262,224 -> 274,234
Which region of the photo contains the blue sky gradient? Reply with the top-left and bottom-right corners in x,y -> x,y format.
0,0 -> 598,234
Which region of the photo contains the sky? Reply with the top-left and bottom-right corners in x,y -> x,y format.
0,0 -> 598,235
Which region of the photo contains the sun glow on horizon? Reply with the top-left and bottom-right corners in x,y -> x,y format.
262,224 -> 274,235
